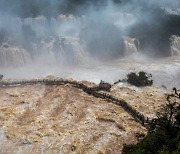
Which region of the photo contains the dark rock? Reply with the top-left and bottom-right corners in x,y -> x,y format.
0,74 -> 3,80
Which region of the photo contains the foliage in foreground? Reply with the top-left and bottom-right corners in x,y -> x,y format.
122,88 -> 180,154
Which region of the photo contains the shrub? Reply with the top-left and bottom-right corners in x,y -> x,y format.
122,88 -> 180,154
126,71 -> 153,87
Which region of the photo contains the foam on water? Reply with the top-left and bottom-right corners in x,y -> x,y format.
1,54 -> 180,89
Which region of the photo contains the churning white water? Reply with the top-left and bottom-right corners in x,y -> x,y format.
1,53 -> 180,89
0,15 -> 180,89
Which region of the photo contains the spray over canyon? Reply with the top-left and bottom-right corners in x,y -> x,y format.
0,1 -> 180,153
0,0 -> 180,87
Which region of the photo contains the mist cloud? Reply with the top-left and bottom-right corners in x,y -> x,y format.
0,0 -> 179,89
0,0 -> 180,63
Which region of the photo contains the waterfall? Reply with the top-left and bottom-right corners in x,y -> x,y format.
171,35 -> 180,56
1,14 -> 178,68
0,15 -> 86,67
123,37 -> 139,56
0,43 -> 31,67
36,36 -> 87,65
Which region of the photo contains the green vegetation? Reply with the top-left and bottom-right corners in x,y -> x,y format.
126,71 -> 153,87
122,88 -> 180,154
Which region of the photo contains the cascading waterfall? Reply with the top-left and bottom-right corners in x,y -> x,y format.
0,15 -> 86,67
171,35 -> 180,56
123,37 -> 139,55
0,13 -> 179,68
37,36 -> 87,65
0,43 -> 31,67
